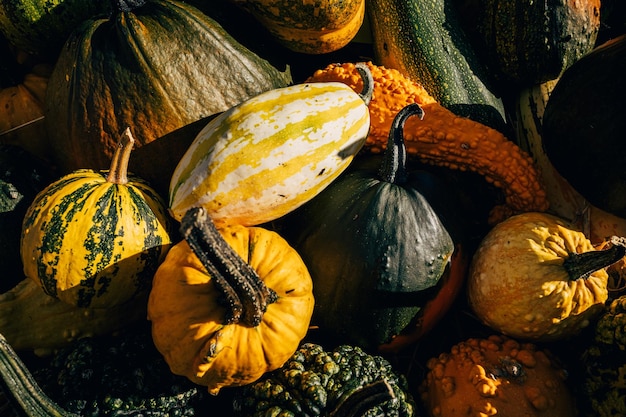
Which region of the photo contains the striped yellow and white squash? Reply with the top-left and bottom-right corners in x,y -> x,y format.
20,129 -> 173,308
168,63 -> 373,226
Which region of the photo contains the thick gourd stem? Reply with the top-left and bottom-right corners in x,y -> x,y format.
0,333 -> 76,417
106,127 -> 134,185
563,236 -> 626,280
354,62 -> 374,106
180,207 -> 277,327
379,103 -> 424,184
330,379 -> 396,417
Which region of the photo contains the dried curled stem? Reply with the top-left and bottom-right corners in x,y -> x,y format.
180,207 -> 277,327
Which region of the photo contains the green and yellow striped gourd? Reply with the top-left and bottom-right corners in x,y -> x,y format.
20,128 -> 172,309
168,63 -> 373,227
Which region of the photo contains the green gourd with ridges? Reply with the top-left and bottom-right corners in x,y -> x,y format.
20,128 -> 172,308
280,104 -> 462,350
44,0 -> 292,176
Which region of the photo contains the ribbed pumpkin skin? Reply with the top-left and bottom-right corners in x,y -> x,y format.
0,64 -> 52,161
285,156 -> 456,350
44,0 -> 292,174
20,170 -> 172,308
169,81 -> 370,227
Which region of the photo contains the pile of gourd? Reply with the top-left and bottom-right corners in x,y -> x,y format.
1,0 -> 626,415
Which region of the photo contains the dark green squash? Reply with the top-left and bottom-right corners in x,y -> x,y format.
455,0 -> 601,86
44,0 -> 292,175
542,34 -> 626,218
366,0 -> 507,132
282,104 -> 467,352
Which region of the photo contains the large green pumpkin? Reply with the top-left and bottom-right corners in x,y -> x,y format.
283,104 -> 467,351
20,129 -> 172,308
44,0 -> 292,175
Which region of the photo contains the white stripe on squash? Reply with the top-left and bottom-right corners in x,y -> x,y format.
169,82 -> 370,226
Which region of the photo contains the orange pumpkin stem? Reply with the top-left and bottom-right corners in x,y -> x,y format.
180,206 -> 277,327
106,127 -> 134,185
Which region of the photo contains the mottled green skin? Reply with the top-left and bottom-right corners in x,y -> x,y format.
31,323 -> 210,416
0,0 -> 111,56
234,0 -> 362,30
21,170 -> 172,308
235,343 -> 415,417
472,0 -> 600,86
367,0 -> 507,131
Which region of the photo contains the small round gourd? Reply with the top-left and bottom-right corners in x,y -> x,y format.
468,211 -> 623,341
230,0 -> 366,54
20,128 -> 172,308
148,207 -> 315,395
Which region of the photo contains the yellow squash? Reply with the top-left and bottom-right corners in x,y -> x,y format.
169,63 -> 373,227
148,207 -> 314,395
468,211 -> 623,341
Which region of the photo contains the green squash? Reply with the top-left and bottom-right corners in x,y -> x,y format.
20,128 -> 172,308
234,343 -> 416,416
0,0 -> 110,58
282,104 -> 465,351
456,0 -> 601,86
44,0 -> 292,176
366,0 -> 506,132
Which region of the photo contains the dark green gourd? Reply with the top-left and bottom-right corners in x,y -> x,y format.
367,0 -> 507,132
283,104 -> 460,350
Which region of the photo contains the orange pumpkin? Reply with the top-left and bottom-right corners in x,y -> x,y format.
148,207 -> 314,395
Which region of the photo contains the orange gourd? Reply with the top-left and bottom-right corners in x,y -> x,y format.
419,335 -> 576,417
307,62 -> 548,223
148,207 -> 314,395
